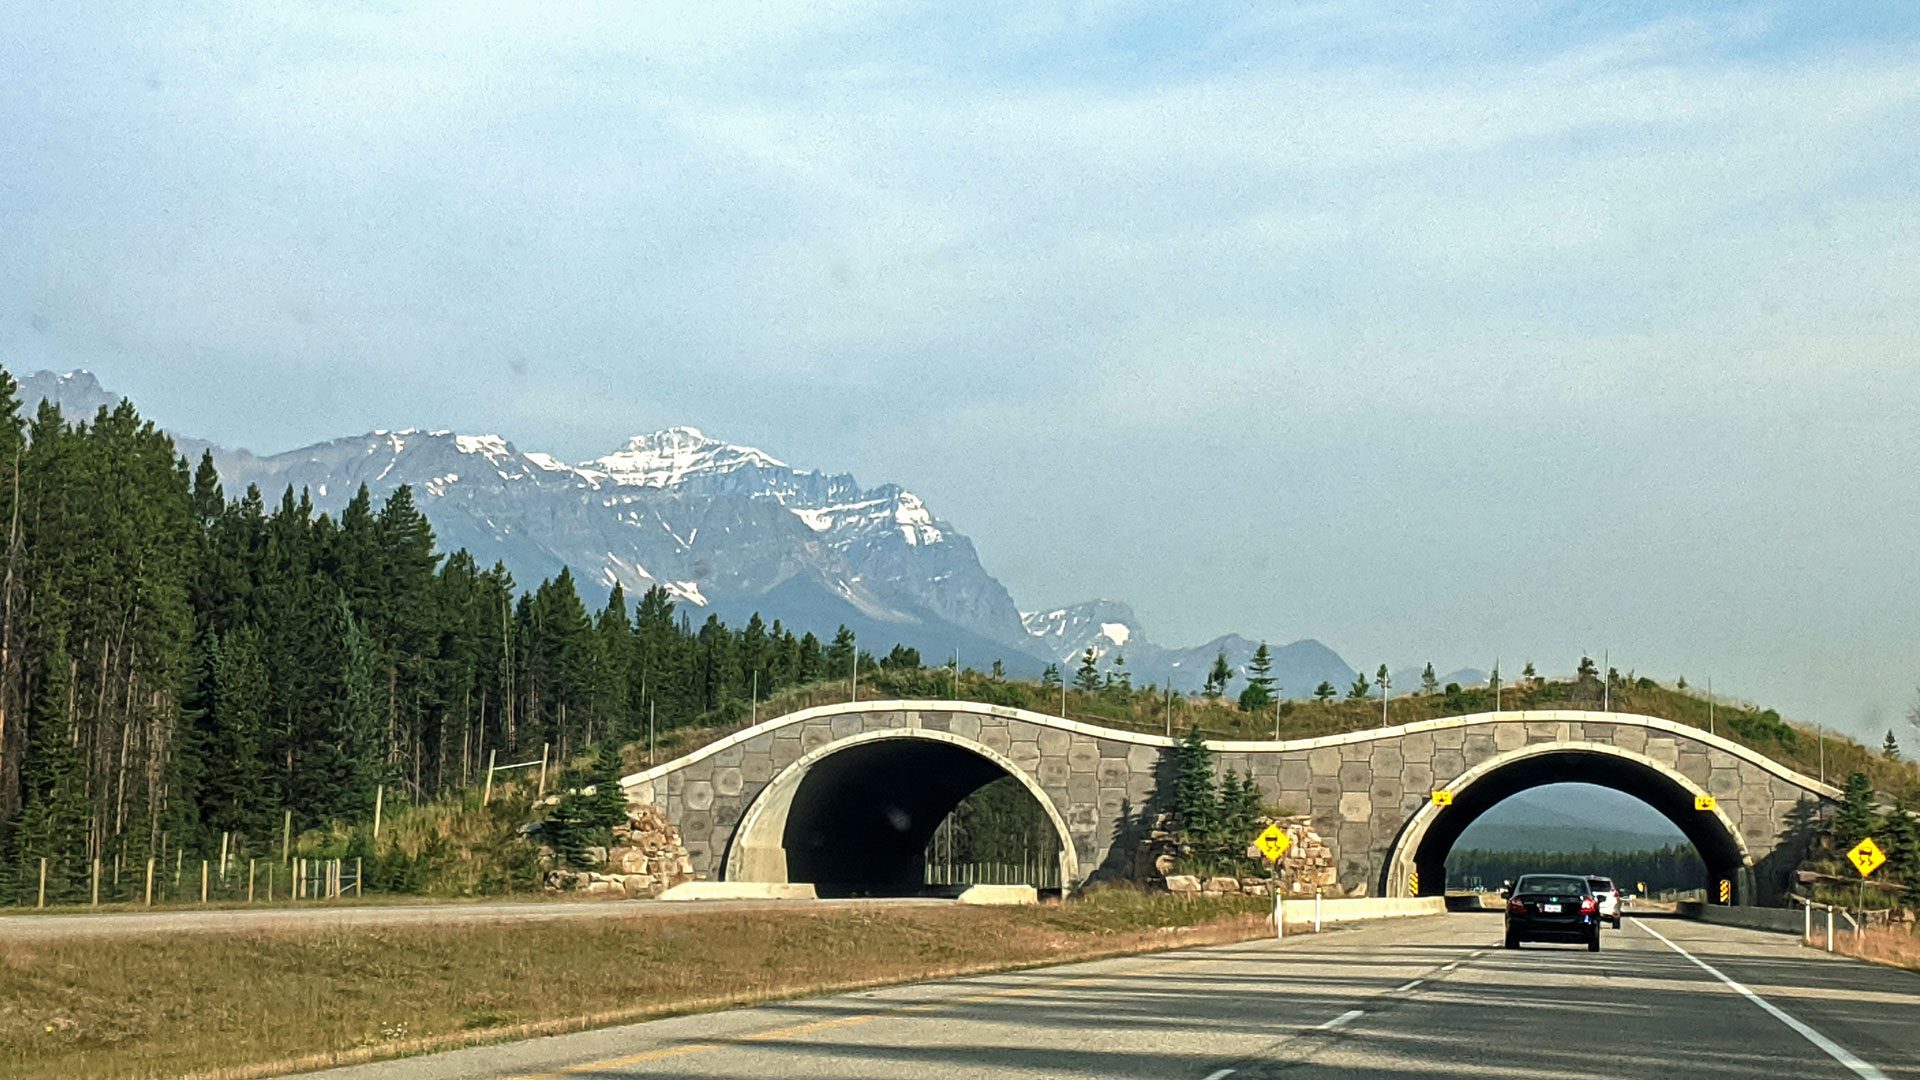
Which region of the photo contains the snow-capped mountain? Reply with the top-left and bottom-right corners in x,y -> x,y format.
196,420 -> 1039,667
1022,600 -> 1359,697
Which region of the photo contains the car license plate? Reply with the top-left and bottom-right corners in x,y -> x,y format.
1541,903 -> 1562,913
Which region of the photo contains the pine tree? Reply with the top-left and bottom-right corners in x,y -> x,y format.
1108,652 -> 1130,694
1040,663 -> 1061,689
1348,672 -> 1371,699
826,626 -> 856,680
1577,656 -> 1598,681
1834,773 -> 1877,852
1172,725 -> 1217,854
1420,662 -> 1438,696
1876,801 -> 1920,901
1204,649 -> 1232,701
1883,729 -> 1901,761
1314,681 -> 1335,704
1073,648 -> 1101,692
16,635 -> 88,898
1238,642 -> 1276,712
1523,661 -> 1538,685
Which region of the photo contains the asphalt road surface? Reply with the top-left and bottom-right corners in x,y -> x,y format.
296,912 -> 1920,1080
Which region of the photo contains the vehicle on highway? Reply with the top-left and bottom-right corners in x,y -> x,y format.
1503,874 -> 1601,951
1587,875 -> 1623,928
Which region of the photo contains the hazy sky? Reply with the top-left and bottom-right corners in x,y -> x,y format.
3,3 -> 1916,741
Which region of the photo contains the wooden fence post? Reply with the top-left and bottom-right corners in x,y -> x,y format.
355,857 -> 363,897
144,857 -> 155,906
219,832 -> 230,878
483,749 -> 497,806
91,858 -> 100,908
248,859 -> 256,903
538,742 -> 550,797
37,858 -> 47,909
266,864 -> 274,903
372,784 -> 384,840
282,810 -> 292,864
200,860 -> 209,904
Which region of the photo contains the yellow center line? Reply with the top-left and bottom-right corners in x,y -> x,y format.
501,951 -> 1227,1078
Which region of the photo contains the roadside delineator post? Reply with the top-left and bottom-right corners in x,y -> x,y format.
1315,889 -> 1323,933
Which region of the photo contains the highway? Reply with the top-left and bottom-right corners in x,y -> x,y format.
297,913 -> 1920,1080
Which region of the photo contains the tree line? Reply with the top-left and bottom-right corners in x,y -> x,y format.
0,367 -> 880,904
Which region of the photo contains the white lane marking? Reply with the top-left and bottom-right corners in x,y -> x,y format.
1317,1009 -> 1364,1031
1202,1070 -> 1235,1080
1394,979 -> 1423,992
1634,920 -> 1889,1080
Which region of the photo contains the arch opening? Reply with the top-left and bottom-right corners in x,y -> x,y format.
725,731 -> 1075,899
1391,747 -> 1751,903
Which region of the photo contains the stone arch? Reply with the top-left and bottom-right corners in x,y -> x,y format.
723,727 -> 1081,897
1382,740 -> 1755,902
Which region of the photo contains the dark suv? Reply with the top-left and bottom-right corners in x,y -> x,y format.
1503,874 -> 1601,951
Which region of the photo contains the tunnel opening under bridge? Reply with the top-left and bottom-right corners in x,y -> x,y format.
723,730 -> 1076,898
1387,745 -> 1752,905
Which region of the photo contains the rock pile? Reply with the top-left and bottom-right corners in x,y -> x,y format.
540,802 -> 698,899
1134,813 -> 1350,898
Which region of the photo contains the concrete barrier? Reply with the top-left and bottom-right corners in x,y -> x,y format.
1675,901 -> 1805,935
956,884 -> 1039,906
657,882 -> 819,902
1279,896 -> 1447,926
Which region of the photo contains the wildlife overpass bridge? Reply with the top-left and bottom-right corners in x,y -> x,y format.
620,702 -> 1837,904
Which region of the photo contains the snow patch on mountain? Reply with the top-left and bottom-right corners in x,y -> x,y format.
590,426 -> 787,488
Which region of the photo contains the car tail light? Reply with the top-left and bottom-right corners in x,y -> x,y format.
1580,897 -> 1597,914
1507,898 -> 1525,913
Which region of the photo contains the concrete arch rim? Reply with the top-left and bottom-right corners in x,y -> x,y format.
721,726 -> 1083,888
1381,739 -> 1755,898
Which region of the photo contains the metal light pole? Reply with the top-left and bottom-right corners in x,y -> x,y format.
1603,650 -> 1610,712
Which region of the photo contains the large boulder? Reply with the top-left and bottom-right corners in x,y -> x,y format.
1165,874 -> 1202,895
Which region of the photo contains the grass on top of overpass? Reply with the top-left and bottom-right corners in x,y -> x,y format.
1,889 -> 1273,1080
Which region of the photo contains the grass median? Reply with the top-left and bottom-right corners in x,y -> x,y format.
1,890 -> 1273,1080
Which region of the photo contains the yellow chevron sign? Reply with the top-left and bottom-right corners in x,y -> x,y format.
1694,794 -> 1718,812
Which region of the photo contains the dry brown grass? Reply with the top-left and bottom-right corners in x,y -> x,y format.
0,891 -> 1271,1080
1824,923 -> 1920,972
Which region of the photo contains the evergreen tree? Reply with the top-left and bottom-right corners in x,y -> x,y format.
1108,652 -> 1130,694
1834,772 -> 1877,852
1314,681 -> 1336,704
826,626 -> 856,680
1876,801 -> 1920,902
1375,663 -> 1391,698
1172,725 -> 1217,853
16,635 -> 88,898
990,659 -> 1006,682
1040,663 -> 1061,690
1203,649 -> 1232,701
1348,672 -> 1371,699
1577,655 -> 1598,681
1523,661 -> 1537,684
1420,662 -> 1439,696
1073,648 -> 1102,692
1238,642 -> 1276,712
1883,729 -> 1901,761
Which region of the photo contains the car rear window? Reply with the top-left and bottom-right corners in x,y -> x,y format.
1588,879 -> 1614,890
1517,875 -> 1591,895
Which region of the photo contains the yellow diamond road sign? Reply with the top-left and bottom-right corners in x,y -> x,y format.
1431,790 -> 1453,807
1255,824 -> 1292,862
1848,837 -> 1886,878
1694,794 -> 1718,812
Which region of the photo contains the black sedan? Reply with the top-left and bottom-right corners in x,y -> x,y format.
1503,874 -> 1601,951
